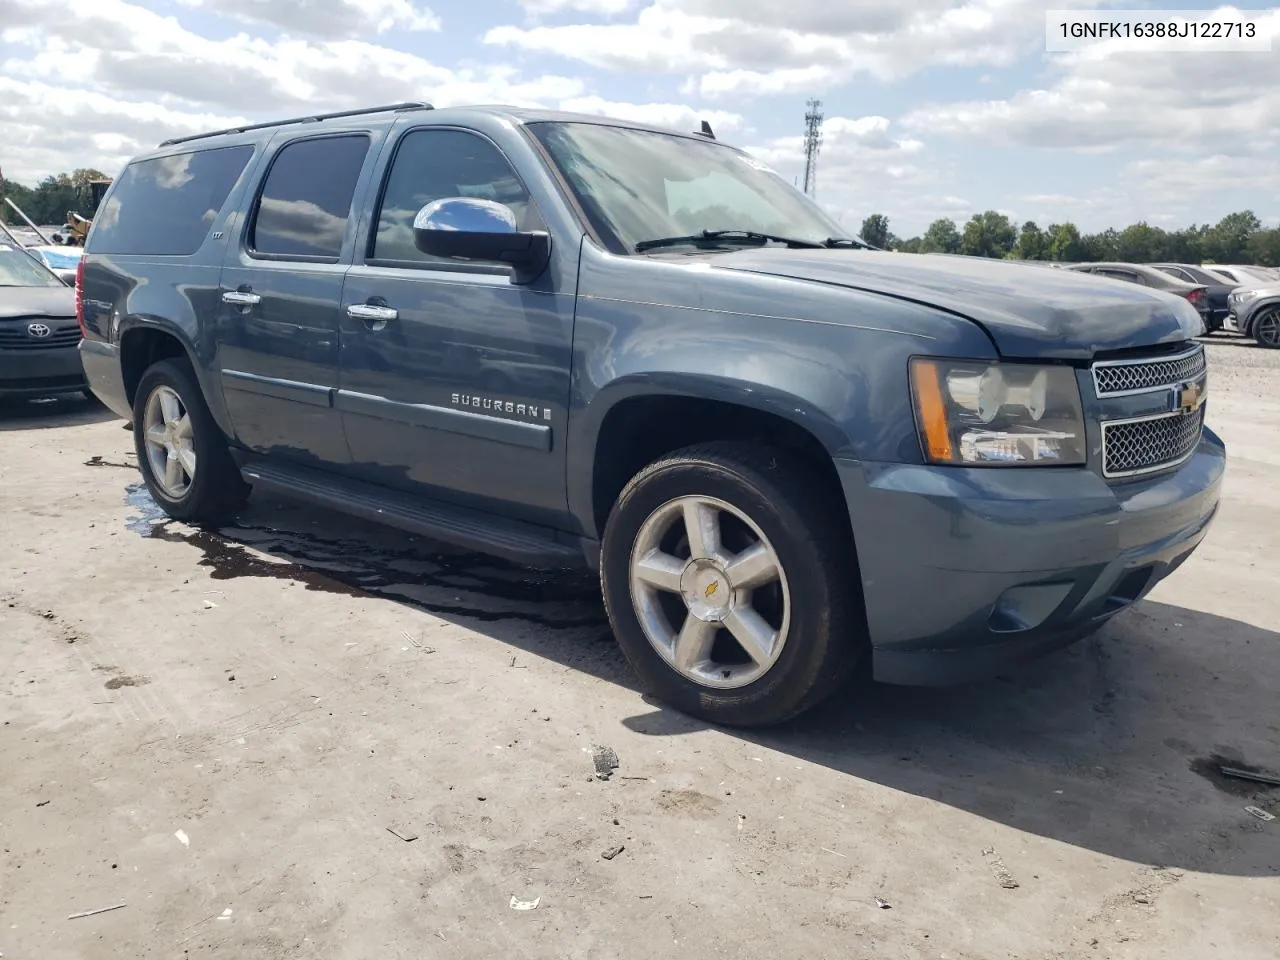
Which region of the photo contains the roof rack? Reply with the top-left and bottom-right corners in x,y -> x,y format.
158,101 -> 434,147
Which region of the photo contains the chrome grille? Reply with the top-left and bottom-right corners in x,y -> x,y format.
1102,408 -> 1204,478
1092,345 -> 1206,397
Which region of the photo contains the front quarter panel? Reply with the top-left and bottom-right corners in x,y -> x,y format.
566,242 -> 998,531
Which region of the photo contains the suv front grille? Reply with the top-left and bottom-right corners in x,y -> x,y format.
1102,408 -> 1204,478
1092,345 -> 1205,397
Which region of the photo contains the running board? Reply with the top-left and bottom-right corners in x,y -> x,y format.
239,458 -> 585,569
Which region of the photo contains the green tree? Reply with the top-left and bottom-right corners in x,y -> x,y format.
896,236 -> 923,253
859,213 -> 893,249
1047,222 -> 1085,262
1015,221 -> 1049,260
1246,227 -> 1280,268
1201,210 -> 1261,263
1080,227 -> 1119,261
1115,222 -> 1168,263
959,211 -> 1016,259
920,218 -> 961,254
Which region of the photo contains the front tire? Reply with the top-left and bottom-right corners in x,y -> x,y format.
132,358 -> 249,523
600,441 -> 865,727
1253,306 -> 1280,348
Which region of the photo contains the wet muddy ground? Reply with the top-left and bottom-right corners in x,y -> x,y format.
1,339 -> 1278,960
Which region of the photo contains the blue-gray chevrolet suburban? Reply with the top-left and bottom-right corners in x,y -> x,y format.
77,103 -> 1224,726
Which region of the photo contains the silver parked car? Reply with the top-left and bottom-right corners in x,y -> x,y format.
1228,282 -> 1280,348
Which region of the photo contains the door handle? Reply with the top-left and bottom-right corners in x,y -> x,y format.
222,290 -> 261,305
347,303 -> 398,323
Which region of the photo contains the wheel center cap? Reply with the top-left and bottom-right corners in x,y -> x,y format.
680,559 -> 732,622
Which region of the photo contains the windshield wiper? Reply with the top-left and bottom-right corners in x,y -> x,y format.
636,229 -> 836,253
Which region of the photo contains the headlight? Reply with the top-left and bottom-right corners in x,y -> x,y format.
910,358 -> 1086,466
1232,289 -> 1261,304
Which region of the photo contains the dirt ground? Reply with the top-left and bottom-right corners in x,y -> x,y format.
1,337 -> 1277,960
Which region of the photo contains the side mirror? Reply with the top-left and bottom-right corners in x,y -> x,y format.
412,197 -> 551,283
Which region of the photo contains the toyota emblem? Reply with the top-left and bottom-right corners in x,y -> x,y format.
26,322 -> 52,339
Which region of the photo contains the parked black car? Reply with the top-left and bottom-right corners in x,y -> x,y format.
1065,262 -> 1210,331
0,241 -> 85,399
1149,263 -> 1239,332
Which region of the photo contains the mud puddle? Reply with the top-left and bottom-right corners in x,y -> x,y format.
125,483 -> 606,630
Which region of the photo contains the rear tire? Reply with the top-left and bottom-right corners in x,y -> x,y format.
132,358 -> 250,524
600,441 -> 865,727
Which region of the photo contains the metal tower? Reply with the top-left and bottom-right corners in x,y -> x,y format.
802,98 -> 823,197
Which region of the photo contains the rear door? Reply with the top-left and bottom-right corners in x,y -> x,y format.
215,132 -> 376,466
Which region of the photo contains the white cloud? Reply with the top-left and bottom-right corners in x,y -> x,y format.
485,0 -> 1110,97
519,0 -> 636,14
1,0 -> 585,114
738,115 -> 937,233
178,0 -> 441,38
557,96 -> 744,134
903,10 -> 1280,153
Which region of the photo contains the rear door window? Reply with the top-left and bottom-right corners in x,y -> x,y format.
89,145 -> 254,256
250,135 -> 370,261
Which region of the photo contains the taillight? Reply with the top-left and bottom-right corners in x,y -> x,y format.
75,257 -> 86,336
1184,288 -> 1205,308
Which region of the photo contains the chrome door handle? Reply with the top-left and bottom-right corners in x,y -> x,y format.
347,303 -> 398,322
222,291 -> 261,305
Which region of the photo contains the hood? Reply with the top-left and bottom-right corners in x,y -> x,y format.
0,284 -> 76,321
708,250 -> 1203,360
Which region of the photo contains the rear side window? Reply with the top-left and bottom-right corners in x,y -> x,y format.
250,135 -> 370,260
89,145 -> 253,256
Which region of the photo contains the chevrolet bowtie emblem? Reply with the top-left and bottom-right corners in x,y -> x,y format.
1174,381 -> 1204,414
704,582 -> 719,599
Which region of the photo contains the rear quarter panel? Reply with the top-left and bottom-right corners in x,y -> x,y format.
81,135 -> 272,433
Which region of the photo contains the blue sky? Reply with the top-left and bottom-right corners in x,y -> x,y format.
2,0 -> 1277,236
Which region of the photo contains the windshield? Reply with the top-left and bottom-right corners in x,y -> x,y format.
0,245 -> 64,287
528,121 -> 849,254
37,248 -> 82,269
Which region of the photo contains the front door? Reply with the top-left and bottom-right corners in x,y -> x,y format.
337,126 -> 576,528
216,132 -> 372,466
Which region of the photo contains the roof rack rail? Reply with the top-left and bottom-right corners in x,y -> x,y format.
158,101 -> 434,147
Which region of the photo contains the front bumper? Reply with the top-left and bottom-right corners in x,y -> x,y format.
837,428 -> 1225,685
0,344 -> 86,397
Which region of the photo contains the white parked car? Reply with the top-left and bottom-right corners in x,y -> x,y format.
27,245 -> 83,285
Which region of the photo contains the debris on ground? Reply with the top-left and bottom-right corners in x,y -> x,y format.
509,895 -> 540,911
174,829 -> 190,847
602,845 -> 625,860
67,902 -> 127,920
591,744 -> 620,780
203,600 -> 217,609
1221,766 -> 1280,788
875,897 -> 892,909
386,826 -> 419,841
982,847 -> 1020,889
1244,806 -> 1276,822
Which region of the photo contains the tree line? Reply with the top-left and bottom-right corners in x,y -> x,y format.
0,169 -> 112,228
858,210 -> 1280,267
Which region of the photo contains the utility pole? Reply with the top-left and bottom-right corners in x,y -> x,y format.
802,98 -> 823,198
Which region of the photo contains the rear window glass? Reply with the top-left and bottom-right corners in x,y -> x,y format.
89,145 -> 253,256
250,135 -> 369,260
